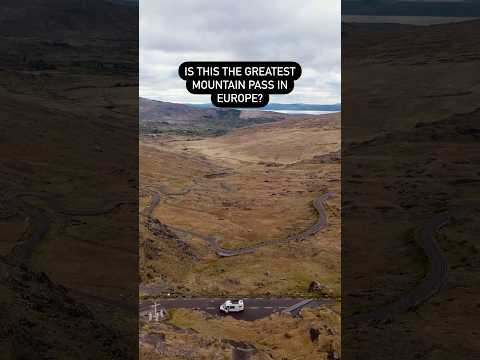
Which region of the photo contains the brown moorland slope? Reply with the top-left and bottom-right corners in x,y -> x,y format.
342,20 -> 480,359
140,113 -> 341,298
186,113 -> 340,164
1,0 -> 137,358
140,111 -> 341,359
343,19 -> 480,142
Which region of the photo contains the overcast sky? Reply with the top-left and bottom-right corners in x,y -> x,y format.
140,0 -> 340,105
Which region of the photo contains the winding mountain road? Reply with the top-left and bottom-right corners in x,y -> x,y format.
144,190 -> 335,257
214,192 -> 335,257
142,186 -> 192,217
9,207 -> 49,267
3,191 -> 134,267
145,185 -> 467,324
348,210 -> 454,324
140,191 -> 337,320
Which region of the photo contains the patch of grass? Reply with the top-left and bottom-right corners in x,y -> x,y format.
168,308 -> 200,329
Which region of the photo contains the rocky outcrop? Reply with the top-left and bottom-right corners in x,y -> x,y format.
144,218 -> 198,261
0,261 -> 131,359
310,327 -> 321,342
308,281 -> 334,297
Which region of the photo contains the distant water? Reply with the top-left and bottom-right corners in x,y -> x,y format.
264,110 -> 339,115
342,15 -> 478,25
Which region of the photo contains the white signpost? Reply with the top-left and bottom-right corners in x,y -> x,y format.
148,301 -> 166,322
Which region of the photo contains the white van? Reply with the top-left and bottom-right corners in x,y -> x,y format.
220,299 -> 245,313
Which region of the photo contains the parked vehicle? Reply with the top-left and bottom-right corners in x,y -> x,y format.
220,299 -> 244,313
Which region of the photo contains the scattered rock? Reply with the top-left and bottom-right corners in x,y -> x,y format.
144,218 -> 198,260
328,349 -> 341,360
204,172 -> 228,178
140,332 -> 166,353
225,340 -> 256,360
308,281 -> 333,297
309,327 -> 320,342
145,218 -> 176,239
309,281 -> 324,292
258,161 -> 283,167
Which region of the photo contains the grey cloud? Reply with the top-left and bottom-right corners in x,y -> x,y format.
140,0 -> 340,104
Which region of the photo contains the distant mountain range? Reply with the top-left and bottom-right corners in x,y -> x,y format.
1,0 -> 135,37
343,1 -> 480,17
191,103 -> 341,111
140,98 -> 335,136
264,103 -> 340,111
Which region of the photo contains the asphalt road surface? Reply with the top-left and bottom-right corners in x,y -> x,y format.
140,297 -> 334,321
3,191 -> 133,267
145,191 -> 336,257
348,210 -> 454,324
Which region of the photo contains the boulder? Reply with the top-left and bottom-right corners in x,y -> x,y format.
308,281 -> 334,297
309,327 -> 320,342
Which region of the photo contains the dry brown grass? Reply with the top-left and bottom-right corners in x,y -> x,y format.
140,306 -> 340,360
140,114 -> 340,297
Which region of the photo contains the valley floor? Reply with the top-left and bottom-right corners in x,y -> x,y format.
139,113 -> 341,358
